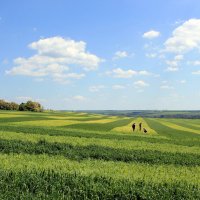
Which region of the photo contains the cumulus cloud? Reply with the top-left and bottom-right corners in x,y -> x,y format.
174,55 -> 184,61
192,70 -> 200,75
89,85 -> 105,92
188,60 -> 200,66
113,51 -> 128,59
106,68 -> 151,78
16,96 -> 33,101
134,80 -> 149,88
178,80 -> 186,84
145,53 -> 157,58
72,95 -> 87,101
164,19 -> 200,53
6,36 -> 102,83
160,85 -> 174,90
16,96 -> 46,103
166,54 -> 184,71
112,85 -> 125,90
143,30 -> 160,39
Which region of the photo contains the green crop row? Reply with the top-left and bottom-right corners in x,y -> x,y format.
1,131 -> 200,155
0,139 -> 199,166
0,169 -> 199,200
0,124 -> 199,148
0,153 -> 199,199
160,118 -> 200,131
0,131 -> 200,154
63,118 -> 133,131
0,153 -> 199,185
145,118 -> 200,139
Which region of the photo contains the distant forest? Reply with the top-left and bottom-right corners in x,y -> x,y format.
75,110 -> 200,119
0,99 -> 43,112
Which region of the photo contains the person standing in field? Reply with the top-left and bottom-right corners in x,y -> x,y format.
132,123 -> 136,132
139,122 -> 142,131
143,128 -> 147,134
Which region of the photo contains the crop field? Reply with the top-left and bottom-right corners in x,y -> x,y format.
0,111 -> 200,199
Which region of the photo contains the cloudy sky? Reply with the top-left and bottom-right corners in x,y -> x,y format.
1,0 -> 200,110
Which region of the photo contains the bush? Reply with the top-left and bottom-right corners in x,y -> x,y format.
0,99 -> 19,110
0,99 -> 43,112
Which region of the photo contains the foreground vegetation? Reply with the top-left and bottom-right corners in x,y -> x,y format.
0,110 -> 200,199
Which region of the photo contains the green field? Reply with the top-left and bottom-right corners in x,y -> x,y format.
0,110 -> 200,199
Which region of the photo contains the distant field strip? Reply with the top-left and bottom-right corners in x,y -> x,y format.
64,118 -> 133,131
112,117 -> 157,134
10,118 -> 120,127
157,119 -> 200,134
11,120 -> 81,127
162,118 -> 200,131
146,118 -> 200,139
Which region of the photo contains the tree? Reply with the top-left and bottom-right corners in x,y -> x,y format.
10,102 -> 19,110
0,99 -> 19,110
24,101 -> 43,112
0,99 -> 43,112
0,99 -> 6,110
19,103 -> 27,111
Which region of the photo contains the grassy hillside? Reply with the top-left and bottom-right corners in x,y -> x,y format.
0,110 -> 200,199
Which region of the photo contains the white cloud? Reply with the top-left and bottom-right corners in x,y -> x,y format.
134,80 -> 149,88
106,68 -> 151,78
113,51 -> 128,59
112,85 -> 125,90
160,85 -> 174,90
16,96 -> 46,103
166,54 -> 184,72
188,60 -> 200,66
138,70 -> 151,75
145,53 -> 157,58
143,30 -> 160,39
179,80 -> 186,84
167,68 -> 178,72
89,85 -> 105,92
192,70 -> 200,75
174,20 -> 184,26
108,68 -> 137,78
72,95 -> 87,101
6,36 -> 102,83
174,54 -> 184,61
53,72 -> 85,84
16,96 -> 33,101
35,98 -> 46,102
164,19 -> 200,53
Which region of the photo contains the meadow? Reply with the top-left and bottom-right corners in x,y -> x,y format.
0,110 -> 200,199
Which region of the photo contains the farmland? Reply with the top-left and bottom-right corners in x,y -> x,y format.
0,111 -> 200,199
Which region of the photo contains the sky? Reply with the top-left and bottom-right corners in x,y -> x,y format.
1,0 -> 200,110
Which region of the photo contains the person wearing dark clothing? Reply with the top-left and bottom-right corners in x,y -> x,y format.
139,123 -> 142,131
143,128 -> 147,134
132,123 -> 136,132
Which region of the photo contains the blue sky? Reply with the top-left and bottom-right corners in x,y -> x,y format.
1,0 -> 200,110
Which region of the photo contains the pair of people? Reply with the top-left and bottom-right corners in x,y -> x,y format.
132,122 -> 147,133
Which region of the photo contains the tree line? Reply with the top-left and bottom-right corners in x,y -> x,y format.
0,99 -> 43,112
